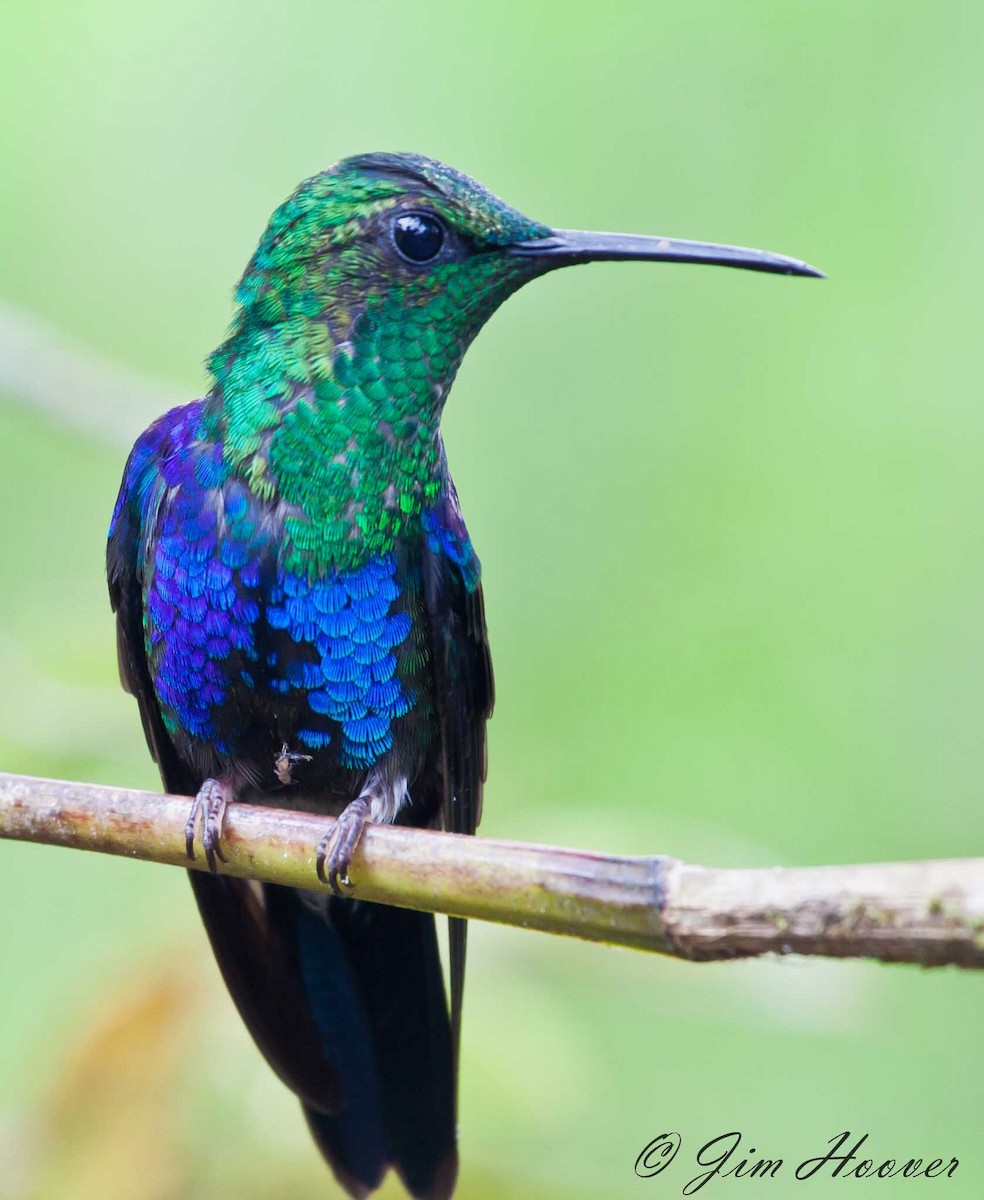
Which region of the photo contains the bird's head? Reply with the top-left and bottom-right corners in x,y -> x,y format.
218,151 -> 820,420
231,153 -> 555,359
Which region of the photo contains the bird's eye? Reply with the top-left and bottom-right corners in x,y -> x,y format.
392,211 -> 445,263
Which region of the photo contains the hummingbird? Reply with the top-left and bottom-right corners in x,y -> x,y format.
107,153 -> 820,1199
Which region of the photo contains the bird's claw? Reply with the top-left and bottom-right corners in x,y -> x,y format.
316,796 -> 371,894
185,778 -> 232,872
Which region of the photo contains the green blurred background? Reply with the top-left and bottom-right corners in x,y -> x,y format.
1,1 -> 982,1196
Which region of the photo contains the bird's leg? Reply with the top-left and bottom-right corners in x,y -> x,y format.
184,777 -> 234,872
316,794 -> 371,894
316,775 -> 408,895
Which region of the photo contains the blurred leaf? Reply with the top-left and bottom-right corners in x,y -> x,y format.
28,969 -> 200,1200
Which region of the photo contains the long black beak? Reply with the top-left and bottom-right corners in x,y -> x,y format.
509,228 -> 823,278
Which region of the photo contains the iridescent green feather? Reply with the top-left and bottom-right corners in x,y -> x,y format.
203,153 -> 548,578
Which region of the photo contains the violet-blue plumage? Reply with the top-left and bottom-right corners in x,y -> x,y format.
265,555 -> 415,766
421,505 -> 480,591
113,402 -> 439,773
125,410 -> 264,749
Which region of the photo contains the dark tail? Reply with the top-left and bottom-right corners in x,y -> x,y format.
190,874 -> 456,1199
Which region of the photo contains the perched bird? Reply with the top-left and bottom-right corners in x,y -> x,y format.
107,153 -> 820,1199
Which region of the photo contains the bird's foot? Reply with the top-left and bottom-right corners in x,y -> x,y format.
316,795 -> 372,894
185,777 -> 233,872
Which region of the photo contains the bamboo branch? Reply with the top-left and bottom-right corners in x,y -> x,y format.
1,770 -> 982,968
